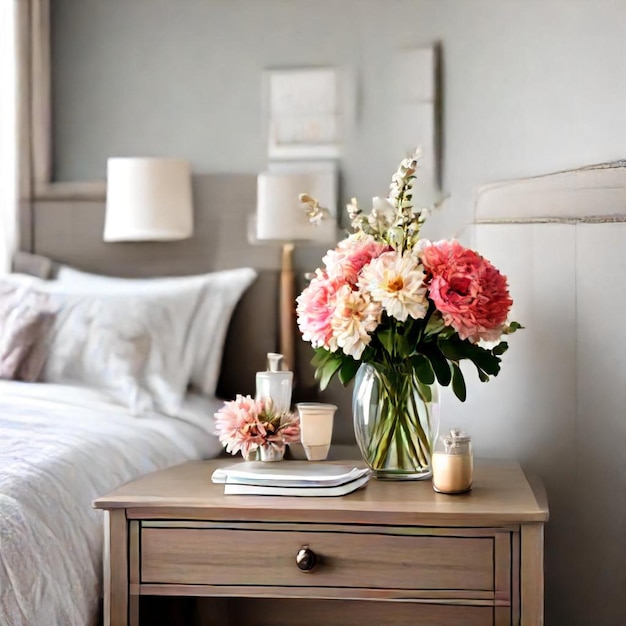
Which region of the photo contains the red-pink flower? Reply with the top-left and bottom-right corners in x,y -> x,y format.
420,240 -> 512,342
296,270 -> 342,352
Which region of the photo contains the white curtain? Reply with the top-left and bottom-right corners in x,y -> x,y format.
0,1 -> 17,274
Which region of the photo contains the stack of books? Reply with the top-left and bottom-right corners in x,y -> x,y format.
211,461 -> 371,497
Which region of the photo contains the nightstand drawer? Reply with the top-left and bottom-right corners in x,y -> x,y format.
141,526 -> 496,591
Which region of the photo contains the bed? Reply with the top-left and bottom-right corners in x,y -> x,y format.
0,381 -> 222,626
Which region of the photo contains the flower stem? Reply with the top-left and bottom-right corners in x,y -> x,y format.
363,365 -> 434,473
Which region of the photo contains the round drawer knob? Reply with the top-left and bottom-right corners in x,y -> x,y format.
295,546 -> 317,572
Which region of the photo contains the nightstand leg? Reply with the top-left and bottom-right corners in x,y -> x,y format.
128,596 -> 139,626
128,521 -> 141,626
103,509 -> 129,626
521,523 -> 544,626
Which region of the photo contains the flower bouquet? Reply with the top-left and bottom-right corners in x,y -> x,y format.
214,396 -> 300,462
296,150 -> 520,479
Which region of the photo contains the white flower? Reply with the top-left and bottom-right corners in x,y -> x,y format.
388,148 -> 421,204
359,251 -> 428,322
331,285 -> 381,359
417,206 -> 430,223
346,197 -> 361,220
368,197 -> 396,231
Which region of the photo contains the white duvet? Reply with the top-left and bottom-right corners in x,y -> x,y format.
0,381 -> 222,626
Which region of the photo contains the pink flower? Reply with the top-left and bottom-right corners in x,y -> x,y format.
215,396 -> 302,458
421,240 -> 512,342
323,234 -> 389,285
296,270 -> 341,352
214,394 -> 268,458
276,414 -> 301,444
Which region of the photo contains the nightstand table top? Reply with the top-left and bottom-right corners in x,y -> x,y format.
94,458 -> 548,527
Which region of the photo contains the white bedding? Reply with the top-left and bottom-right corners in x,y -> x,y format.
0,381 -> 222,626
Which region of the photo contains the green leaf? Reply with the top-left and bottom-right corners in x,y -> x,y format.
410,354 -> 435,385
478,369 -> 490,383
492,341 -> 509,356
404,318 -> 424,351
451,363 -> 467,402
311,348 -> 332,368
421,344 -> 452,386
439,335 -> 501,377
437,335 -> 464,360
471,351 -> 501,376
394,332 -> 411,359
424,312 -> 446,337
503,321 -> 523,334
377,328 -> 395,356
338,357 -> 360,386
416,380 -> 433,403
360,345 -> 377,362
318,359 -> 342,391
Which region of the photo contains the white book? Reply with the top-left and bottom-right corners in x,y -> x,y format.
211,461 -> 370,488
222,473 -> 370,497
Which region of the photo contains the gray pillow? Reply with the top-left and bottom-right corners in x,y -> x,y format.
0,283 -> 54,382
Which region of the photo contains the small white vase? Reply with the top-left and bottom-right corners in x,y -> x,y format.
258,441 -> 286,462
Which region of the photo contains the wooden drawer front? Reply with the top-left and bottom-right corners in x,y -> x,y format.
141,528 -> 495,591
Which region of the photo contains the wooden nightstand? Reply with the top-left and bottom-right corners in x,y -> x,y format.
94,458 -> 548,626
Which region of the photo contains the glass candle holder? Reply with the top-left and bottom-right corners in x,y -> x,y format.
432,429 -> 473,494
296,403 -> 337,461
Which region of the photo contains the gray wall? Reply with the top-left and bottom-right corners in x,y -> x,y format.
52,0 -> 626,237
50,1 -> 626,624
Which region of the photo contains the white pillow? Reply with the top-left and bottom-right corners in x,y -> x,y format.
43,289 -> 201,416
54,266 -> 257,395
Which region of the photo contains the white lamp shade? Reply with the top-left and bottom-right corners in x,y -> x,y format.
104,158 -> 193,241
256,169 -> 337,243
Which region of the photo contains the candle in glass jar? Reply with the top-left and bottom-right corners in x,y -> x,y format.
432,429 -> 473,494
432,452 -> 473,493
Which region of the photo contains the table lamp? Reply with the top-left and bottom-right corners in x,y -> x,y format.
104,157 -> 193,241
255,165 -> 337,372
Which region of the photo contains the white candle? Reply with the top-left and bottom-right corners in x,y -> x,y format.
432,452 -> 473,494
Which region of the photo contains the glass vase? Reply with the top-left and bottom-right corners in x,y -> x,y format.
352,363 -> 440,480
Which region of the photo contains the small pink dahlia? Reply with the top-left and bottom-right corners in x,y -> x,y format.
214,395 -> 267,458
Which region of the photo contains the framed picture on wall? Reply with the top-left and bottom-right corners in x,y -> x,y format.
390,46 -> 441,207
265,67 -> 341,159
